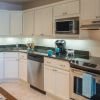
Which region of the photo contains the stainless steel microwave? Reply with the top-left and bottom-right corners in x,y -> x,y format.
55,17 -> 79,35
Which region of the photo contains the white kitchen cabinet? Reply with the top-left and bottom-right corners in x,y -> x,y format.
81,0 -> 100,20
19,53 -> 27,82
10,11 -> 22,36
23,9 -> 34,36
35,7 -> 53,36
44,66 -> 70,99
95,0 -> 100,19
0,53 -> 4,82
53,3 -> 67,18
4,59 -> 19,79
55,69 -> 70,99
53,0 -> 80,18
44,57 -> 70,100
67,0 -> 79,15
0,10 -> 10,36
44,66 -> 55,95
4,52 -> 19,79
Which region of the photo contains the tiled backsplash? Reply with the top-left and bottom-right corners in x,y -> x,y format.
0,37 -> 100,57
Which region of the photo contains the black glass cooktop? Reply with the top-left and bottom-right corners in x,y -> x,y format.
83,62 -> 97,68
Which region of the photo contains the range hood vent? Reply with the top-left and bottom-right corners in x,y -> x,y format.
80,20 -> 100,30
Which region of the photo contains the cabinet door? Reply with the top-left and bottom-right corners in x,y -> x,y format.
81,0 -> 96,20
44,66 -> 55,94
53,3 -> 67,18
55,69 -> 70,99
35,7 -> 53,36
10,11 -> 22,36
0,10 -> 10,36
53,0 -> 79,18
0,59 -> 4,81
95,0 -> 100,19
67,0 -> 79,15
19,59 -> 27,82
23,9 -> 34,36
4,59 -> 18,79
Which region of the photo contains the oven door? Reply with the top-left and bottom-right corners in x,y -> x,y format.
70,68 -> 100,100
70,68 -> 85,100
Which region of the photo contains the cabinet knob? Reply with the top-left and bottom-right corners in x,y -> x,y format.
60,65 -> 65,67
53,69 -> 57,71
96,16 -> 100,18
63,12 -> 67,16
40,34 -> 44,36
47,61 -> 51,64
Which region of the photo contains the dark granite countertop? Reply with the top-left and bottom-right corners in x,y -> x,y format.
0,47 -> 100,75
28,51 -> 100,74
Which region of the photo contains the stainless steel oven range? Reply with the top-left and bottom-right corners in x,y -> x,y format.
70,68 -> 100,100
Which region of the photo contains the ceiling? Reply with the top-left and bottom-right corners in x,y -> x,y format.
0,0 -> 34,3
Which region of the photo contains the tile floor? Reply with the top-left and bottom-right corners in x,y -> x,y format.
0,80 -> 55,100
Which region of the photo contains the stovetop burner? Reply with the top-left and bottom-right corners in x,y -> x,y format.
71,58 -> 97,69
83,62 -> 97,68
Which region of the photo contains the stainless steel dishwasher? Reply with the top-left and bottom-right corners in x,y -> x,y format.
27,53 -> 45,93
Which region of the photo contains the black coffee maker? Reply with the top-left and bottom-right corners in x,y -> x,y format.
55,40 -> 66,56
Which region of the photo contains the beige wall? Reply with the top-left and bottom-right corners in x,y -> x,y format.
22,0 -> 63,10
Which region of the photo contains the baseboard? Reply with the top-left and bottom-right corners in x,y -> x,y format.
30,85 -> 46,94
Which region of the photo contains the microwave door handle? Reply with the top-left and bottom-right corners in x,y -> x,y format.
73,21 -> 76,34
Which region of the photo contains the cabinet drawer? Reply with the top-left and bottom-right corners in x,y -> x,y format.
44,57 -> 70,71
19,53 -> 27,60
53,3 -> 67,17
44,57 -> 55,65
54,59 -> 70,71
4,52 -> 18,58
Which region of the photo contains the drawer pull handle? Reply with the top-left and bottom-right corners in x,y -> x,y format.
53,69 -> 57,71
60,65 -> 65,67
47,61 -> 51,64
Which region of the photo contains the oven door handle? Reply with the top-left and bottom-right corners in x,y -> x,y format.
71,68 -> 100,78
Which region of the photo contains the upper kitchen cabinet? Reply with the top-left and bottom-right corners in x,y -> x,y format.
10,11 -> 22,36
0,10 -> 10,36
34,6 -> 53,37
95,0 -> 100,19
23,9 -> 34,36
53,0 -> 80,19
81,0 -> 100,20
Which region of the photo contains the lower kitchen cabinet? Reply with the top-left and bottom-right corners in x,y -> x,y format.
55,69 -> 69,99
4,58 -> 19,79
19,59 -> 27,82
4,52 -> 19,79
0,52 -> 28,81
44,66 -> 55,95
0,52 -> 19,81
0,53 -> 4,82
19,53 -> 27,82
44,66 -> 70,99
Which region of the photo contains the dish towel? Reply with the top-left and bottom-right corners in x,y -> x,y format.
82,73 -> 96,98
